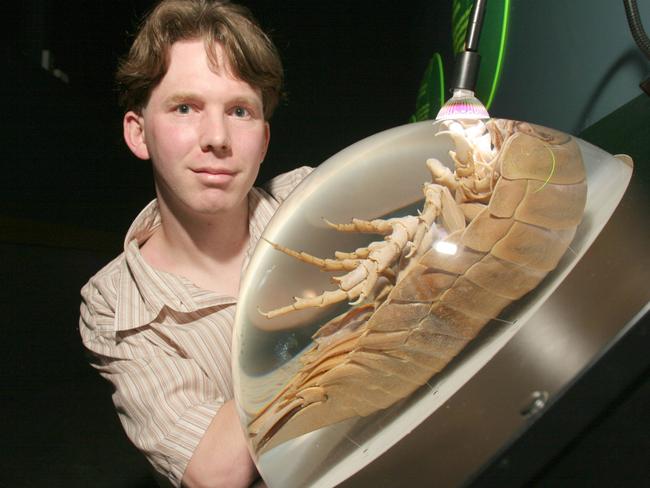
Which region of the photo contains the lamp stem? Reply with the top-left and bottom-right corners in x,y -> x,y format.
451,0 -> 488,92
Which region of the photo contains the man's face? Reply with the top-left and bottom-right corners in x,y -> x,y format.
124,39 -> 270,218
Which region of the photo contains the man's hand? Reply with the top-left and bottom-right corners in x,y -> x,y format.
182,400 -> 259,488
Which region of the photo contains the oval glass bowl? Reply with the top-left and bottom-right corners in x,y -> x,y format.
232,119 -> 632,488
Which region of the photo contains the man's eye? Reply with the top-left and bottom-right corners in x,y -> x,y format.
176,104 -> 191,114
233,106 -> 250,118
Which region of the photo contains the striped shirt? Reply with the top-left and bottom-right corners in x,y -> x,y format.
79,167 -> 312,486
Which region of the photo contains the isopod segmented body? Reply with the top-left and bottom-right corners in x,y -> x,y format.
248,119 -> 587,453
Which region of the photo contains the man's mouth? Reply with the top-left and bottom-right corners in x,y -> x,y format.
192,167 -> 236,184
192,167 -> 235,176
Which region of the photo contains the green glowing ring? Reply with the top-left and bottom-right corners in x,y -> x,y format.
434,52 -> 446,109
533,145 -> 556,193
485,0 -> 510,110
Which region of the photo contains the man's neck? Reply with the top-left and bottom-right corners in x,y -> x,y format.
141,196 -> 251,297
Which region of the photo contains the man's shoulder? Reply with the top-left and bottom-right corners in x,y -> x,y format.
80,199 -> 158,310
261,166 -> 313,203
80,252 -> 126,316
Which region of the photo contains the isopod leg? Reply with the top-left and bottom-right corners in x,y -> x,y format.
264,239 -> 360,271
324,217 -> 396,235
259,282 -> 365,319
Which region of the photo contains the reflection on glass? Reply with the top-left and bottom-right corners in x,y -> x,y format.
233,119 -> 632,488
433,240 -> 458,255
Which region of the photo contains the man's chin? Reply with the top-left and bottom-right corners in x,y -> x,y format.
193,197 -> 247,217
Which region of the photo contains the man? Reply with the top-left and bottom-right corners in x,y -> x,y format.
79,1 -> 311,486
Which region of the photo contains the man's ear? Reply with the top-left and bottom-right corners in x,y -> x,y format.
123,111 -> 150,160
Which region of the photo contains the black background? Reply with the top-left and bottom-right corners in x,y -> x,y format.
1,2 -> 647,487
3,0 -> 453,239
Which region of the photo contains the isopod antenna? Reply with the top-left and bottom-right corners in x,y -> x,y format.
436,0 -> 491,120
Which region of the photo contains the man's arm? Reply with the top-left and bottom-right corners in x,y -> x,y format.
80,275 -> 254,487
182,400 -> 259,488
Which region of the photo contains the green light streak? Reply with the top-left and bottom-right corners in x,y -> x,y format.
453,8 -> 472,53
434,52 -> 445,108
486,0 -> 510,109
534,146 -> 556,193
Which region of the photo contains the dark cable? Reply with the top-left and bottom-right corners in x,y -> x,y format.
623,0 -> 650,61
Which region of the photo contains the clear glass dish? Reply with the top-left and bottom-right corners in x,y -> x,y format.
233,119 -> 633,488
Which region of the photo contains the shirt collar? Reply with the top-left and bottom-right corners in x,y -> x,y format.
115,199 -> 240,331
113,189 -> 278,331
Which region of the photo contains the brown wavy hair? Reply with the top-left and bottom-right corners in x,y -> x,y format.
116,0 -> 283,119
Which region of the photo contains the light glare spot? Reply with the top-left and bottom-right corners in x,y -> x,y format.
434,241 -> 458,255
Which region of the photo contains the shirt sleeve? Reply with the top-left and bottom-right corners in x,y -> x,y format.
80,278 -> 223,487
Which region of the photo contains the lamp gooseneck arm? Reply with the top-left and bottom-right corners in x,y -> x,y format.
623,0 -> 650,61
451,0 -> 488,92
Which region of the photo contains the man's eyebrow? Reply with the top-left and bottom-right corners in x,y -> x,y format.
163,92 -> 263,109
164,92 -> 201,105
230,95 -> 263,107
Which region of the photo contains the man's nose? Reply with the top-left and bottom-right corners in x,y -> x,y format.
199,112 -> 231,154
